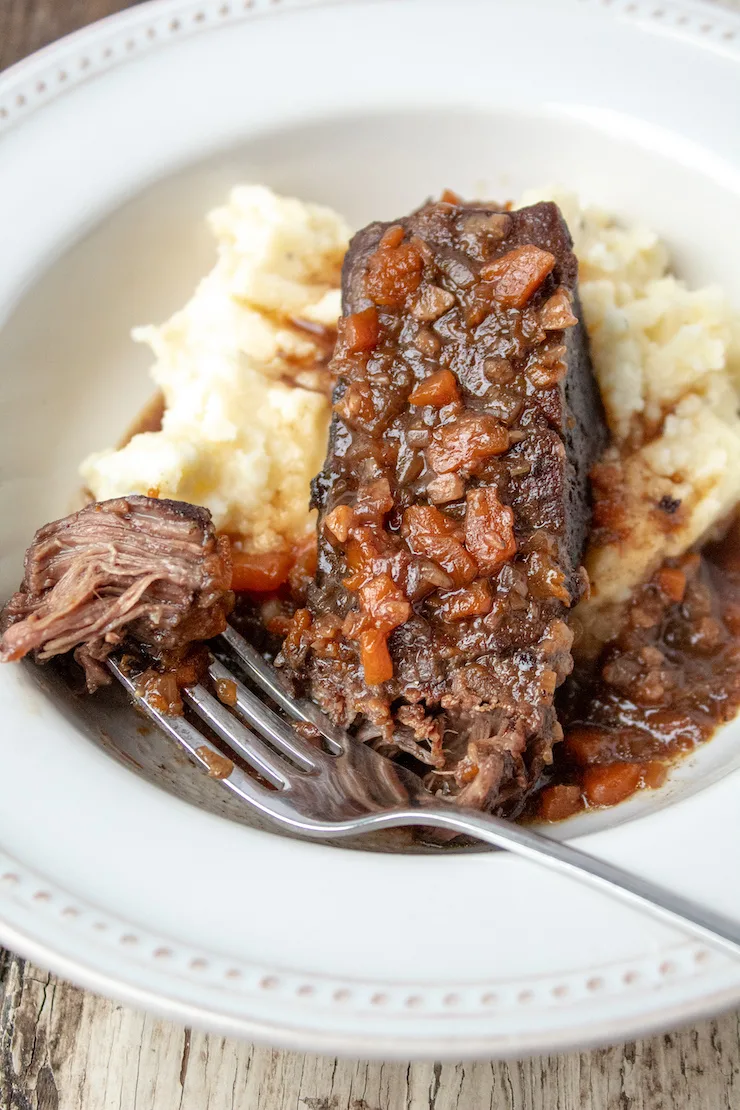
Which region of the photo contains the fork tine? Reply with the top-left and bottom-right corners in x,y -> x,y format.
220,625 -> 345,755
107,658 -> 278,806
182,684 -> 292,789
208,657 -> 326,771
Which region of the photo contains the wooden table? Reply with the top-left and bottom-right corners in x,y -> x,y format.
2,1 -> 740,1105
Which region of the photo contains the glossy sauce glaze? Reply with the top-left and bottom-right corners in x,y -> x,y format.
532,523 -> 740,821
229,517 -> 740,822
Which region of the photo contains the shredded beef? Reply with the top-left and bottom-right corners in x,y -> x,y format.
0,496 -> 233,690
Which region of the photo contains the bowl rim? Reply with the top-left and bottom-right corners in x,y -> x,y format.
2,0 -> 740,1059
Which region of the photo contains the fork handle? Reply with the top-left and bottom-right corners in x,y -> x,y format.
352,806 -> 740,960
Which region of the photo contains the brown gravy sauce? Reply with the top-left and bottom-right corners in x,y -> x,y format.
531,522 -> 740,820
119,390 -> 166,445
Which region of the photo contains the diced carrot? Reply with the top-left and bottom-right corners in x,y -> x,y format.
354,478 -> 394,523
540,288 -> 577,330
426,412 -> 509,474
655,566 -> 687,604
342,524 -> 401,591
409,369 -> 460,408
359,573 -> 411,632
403,504 -> 460,538
230,549 -> 293,593
359,627 -> 394,685
342,306 -> 379,354
342,608 -> 370,641
380,225 -> 405,249
480,245 -> 556,309
343,537 -> 369,590
324,505 -> 356,544
582,763 -> 642,807
464,487 -> 516,574
432,579 -> 492,621
563,727 -> 614,766
537,784 -> 583,822
365,241 -> 424,307
427,473 -> 465,504
523,550 -> 571,604
440,188 -> 462,205
343,573 -> 412,685
402,505 -> 477,588
641,761 -> 668,789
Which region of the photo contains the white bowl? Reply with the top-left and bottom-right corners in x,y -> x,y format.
1,0 -> 740,1059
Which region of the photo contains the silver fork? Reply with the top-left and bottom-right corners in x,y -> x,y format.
109,624 -> 740,960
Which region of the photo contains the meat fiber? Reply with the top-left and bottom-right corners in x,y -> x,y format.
0,496 -> 233,690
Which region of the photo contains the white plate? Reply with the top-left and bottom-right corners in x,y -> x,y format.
1,0 -> 740,1060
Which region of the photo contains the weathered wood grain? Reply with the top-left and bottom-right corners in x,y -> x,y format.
3,1 -> 740,1107
3,947 -> 740,1109
0,0 -> 147,72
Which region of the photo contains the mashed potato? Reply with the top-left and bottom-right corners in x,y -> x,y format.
81,186 -> 349,553
520,188 -> 740,634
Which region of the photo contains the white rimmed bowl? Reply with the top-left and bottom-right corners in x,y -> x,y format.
1,0 -> 740,1059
